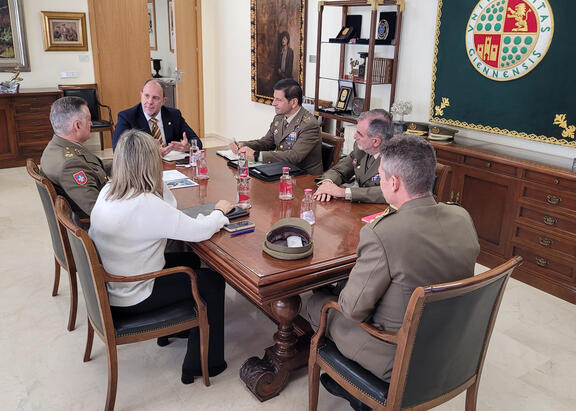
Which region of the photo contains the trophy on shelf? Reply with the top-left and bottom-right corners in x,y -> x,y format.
349,58 -> 360,79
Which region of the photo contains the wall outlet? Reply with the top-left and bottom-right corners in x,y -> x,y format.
59,71 -> 79,78
79,55 -> 90,63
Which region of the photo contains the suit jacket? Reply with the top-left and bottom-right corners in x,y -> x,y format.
317,142 -> 386,203
306,196 -> 480,381
40,135 -> 112,218
112,103 -> 201,150
243,107 -> 323,175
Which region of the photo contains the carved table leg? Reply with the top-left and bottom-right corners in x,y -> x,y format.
239,295 -> 311,401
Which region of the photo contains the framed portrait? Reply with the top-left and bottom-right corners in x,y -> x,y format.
147,0 -> 157,50
251,0 -> 306,104
167,0 -> 174,52
41,11 -> 88,52
0,0 -> 30,71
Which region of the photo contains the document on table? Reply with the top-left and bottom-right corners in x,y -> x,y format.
216,149 -> 239,161
162,151 -> 188,161
162,170 -> 198,189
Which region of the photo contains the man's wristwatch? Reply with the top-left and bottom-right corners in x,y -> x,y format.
254,151 -> 260,162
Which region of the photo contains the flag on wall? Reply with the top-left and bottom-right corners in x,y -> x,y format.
430,0 -> 575,147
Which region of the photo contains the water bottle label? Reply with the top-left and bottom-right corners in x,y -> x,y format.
280,181 -> 293,194
198,167 -> 208,174
238,193 -> 250,202
301,210 -> 315,224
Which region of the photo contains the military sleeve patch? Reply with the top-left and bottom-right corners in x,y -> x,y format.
73,171 -> 87,185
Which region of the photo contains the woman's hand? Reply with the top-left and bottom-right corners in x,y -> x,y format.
214,200 -> 234,215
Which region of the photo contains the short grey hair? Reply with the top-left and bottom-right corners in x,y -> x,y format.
358,109 -> 393,144
50,96 -> 88,136
142,78 -> 166,97
379,134 -> 437,197
106,129 -> 164,201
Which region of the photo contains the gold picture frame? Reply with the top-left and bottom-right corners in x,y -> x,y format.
251,0 -> 306,105
41,11 -> 88,51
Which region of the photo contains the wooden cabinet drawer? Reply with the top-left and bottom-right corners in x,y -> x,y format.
524,169 -> 576,192
520,184 -> 576,213
464,155 -> 517,176
434,148 -> 461,164
512,245 -> 575,283
517,205 -> 576,236
513,224 -> 576,258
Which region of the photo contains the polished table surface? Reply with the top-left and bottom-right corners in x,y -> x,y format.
165,149 -> 385,400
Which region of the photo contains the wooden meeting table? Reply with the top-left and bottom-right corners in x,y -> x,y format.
166,149 -> 384,401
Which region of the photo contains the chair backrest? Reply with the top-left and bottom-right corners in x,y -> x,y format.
433,162 -> 451,202
26,159 -> 74,272
387,256 -> 522,409
54,196 -> 112,337
321,132 -> 344,171
58,84 -> 100,121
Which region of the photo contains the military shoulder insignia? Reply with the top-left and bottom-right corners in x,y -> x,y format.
73,171 -> 88,185
65,147 -> 74,158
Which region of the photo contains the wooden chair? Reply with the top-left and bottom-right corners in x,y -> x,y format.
58,84 -> 114,150
54,196 -> 211,411
434,162 -> 452,203
308,256 -> 523,411
26,159 -> 78,331
321,132 -> 344,171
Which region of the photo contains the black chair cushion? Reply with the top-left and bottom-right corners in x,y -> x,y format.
321,142 -> 335,171
113,300 -> 197,337
319,338 -> 389,406
91,120 -> 112,129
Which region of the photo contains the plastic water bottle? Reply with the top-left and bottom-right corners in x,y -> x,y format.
279,167 -> 293,200
237,148 -> 249,178
196,150 -> 209,180
236,173 -> 251,209
189,139 -> 199,167
300,188 -> 316,225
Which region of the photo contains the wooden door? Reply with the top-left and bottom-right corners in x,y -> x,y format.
0,98 -> 17,161
88,0 -> 151,148
173,0 -> 204,138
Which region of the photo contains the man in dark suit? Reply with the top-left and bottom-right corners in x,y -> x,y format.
306,135 -> 480,410
112,79 -> 202,155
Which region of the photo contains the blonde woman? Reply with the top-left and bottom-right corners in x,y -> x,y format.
89,129 -> 234,384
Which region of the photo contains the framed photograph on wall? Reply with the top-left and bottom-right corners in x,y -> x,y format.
0,0 -> 30,71
147,0 -> 157,50
251,0 -> 306,105
167,0 -> 174,52
41,11 -> 88,52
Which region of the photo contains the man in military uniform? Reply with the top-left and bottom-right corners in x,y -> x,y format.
313,109 -> 393,203
306,135 -> 480,409
41,96 -> 111,218
229,79 -> 323,175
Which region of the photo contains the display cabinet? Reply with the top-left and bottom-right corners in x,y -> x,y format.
314,0 -> 404,129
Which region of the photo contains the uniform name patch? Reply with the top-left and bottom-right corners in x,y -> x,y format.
73,171 -> 87,185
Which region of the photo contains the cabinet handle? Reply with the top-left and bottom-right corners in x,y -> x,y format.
543,215 -> 557,226
535,257 -> 548,267
455,192 -> 461,204
538,237 -> 553,247
553,179 -> 559,185
546,195 -> 561,205
486,161 -> 492,168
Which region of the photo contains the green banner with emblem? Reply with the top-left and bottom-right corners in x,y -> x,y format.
430,0 -> 575,147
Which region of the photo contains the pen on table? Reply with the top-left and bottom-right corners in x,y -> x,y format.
230,228 -> 255,237
233,137 -> 240,150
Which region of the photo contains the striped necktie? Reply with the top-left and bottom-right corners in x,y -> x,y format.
150,116 -> 163,145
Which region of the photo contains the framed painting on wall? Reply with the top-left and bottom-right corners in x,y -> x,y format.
0,0 -> 30,71
168,0 -> 174,52
148,0 -> 157,50
41,11 -> 88,52
251,0 -> 306,104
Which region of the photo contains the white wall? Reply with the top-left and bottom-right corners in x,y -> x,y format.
0,0 -> 94,87
202,0 -> 576,169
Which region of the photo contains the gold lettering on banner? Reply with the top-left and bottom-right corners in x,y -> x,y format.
553,114 -> 575,139
434,97 -> 450,116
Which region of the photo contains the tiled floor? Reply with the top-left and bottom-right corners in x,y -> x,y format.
1,136 -> 575,410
